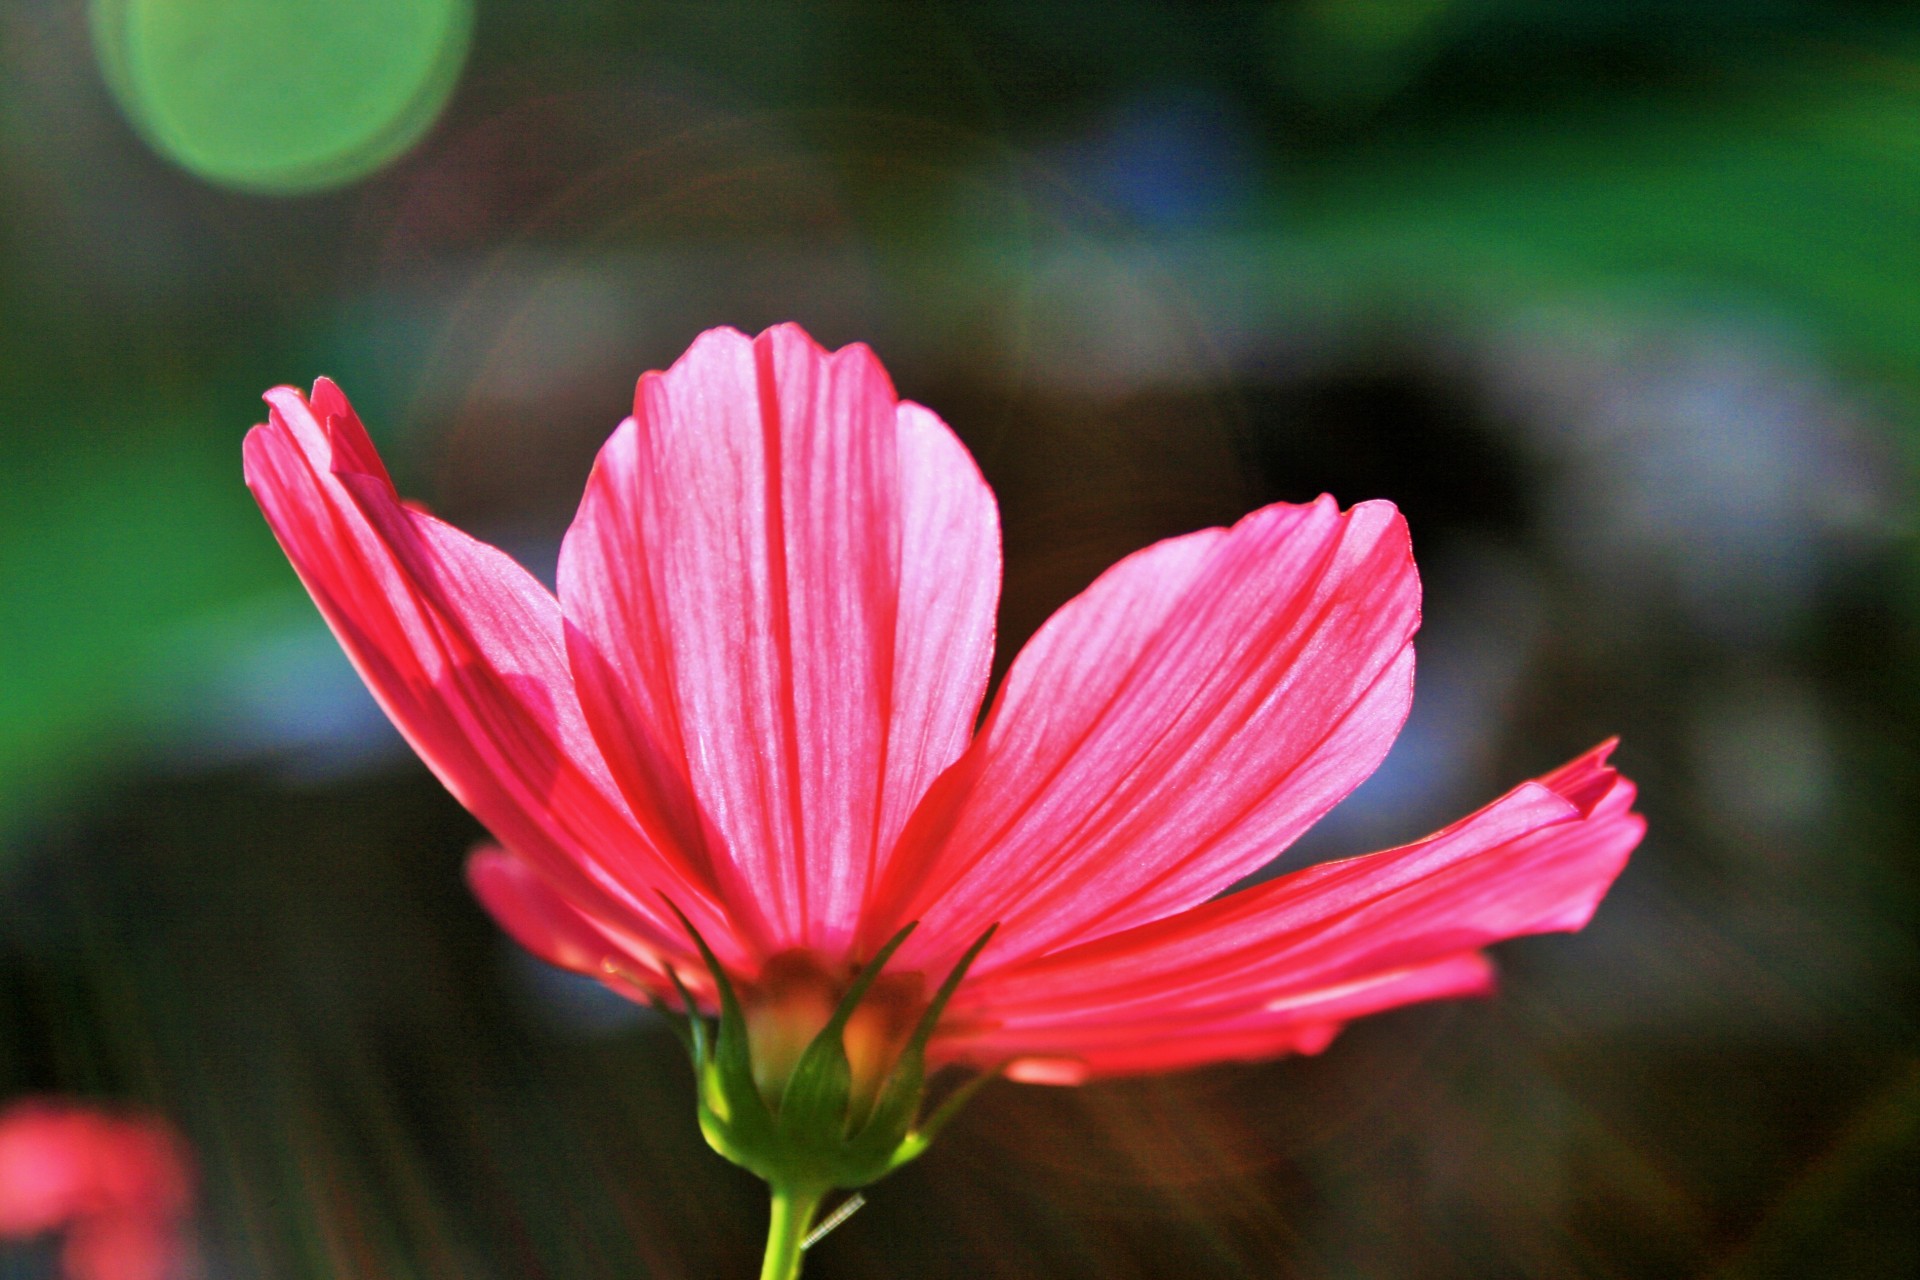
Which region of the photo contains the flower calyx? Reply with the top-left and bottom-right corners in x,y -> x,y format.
659,904 -> 998,1197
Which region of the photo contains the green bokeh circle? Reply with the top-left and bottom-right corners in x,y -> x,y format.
92,0 -> 472,194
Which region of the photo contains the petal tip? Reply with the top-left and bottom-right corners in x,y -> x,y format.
1288,1021 -> 1343,1056
1542,738 -> 1633,817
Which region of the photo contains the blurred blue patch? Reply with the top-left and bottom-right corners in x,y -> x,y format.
152,603 -> 406,782
1051,88 -> 1257,231
505,945 -> 651,1041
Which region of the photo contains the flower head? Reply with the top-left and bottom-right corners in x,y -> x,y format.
246,323 -> 1642,1262
0,1100 -> 192,1280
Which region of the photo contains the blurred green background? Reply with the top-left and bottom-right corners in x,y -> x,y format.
2,1 -> 1915,1276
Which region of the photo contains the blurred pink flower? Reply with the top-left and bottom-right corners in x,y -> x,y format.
0,1100 -> 191,1280
244,323 -> 1643,1086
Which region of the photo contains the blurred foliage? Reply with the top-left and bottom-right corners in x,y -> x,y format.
1,0 -> 1914,835
1271,38 -> 1920,397
0,405 -> 287,834
0,5 -> 1904,840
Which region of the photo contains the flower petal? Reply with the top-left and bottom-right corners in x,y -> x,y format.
878,403 -> 1003,887
936,743 -> 1642,1079
557,325 -> 1000,960
244,381 -> 731,964
874,497 -> 1420,973
0,1104 -> 95,1233
995,952 -> 1494,1081
467,847 -> 685,1003
0,1103 -> 192,1242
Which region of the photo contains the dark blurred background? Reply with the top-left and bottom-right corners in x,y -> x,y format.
2,1 -> 1916,1276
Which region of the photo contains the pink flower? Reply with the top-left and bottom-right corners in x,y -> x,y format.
245,323 -> 1641,1247
0,1100 -> 192,1280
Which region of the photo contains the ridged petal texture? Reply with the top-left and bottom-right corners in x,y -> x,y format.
943,743 -> 1642,1080
868,496 -> 1420,976
245,322 -> 1644,1082
245,380 -> 732,982
558,327 -> 1000,957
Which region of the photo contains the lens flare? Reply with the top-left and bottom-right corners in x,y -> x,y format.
90,0 -> 471,194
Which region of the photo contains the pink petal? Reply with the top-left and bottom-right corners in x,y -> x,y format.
557,326 -> 1000,959
994,952 -> 1494,1081
873,497 -> 1420,974
244,381 -> 730,966
936,744 -> 1642,1079
467,846 -> 685,1004
0,1104 -> 95,1233
0,1103 -> 193,1248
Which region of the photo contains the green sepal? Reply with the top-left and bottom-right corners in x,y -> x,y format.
882,1063 -> 1005,1174
775,922 -> 916,1154
902,923 -> 997,1064
647,993 -> 695,1060
662,899 -> 777,1165
662,911 -> 1005,1196
839,1050 -> 923,1173
664,966 -> 708,1069
844,923 -> 998,1173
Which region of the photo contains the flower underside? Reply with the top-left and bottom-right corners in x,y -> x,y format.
659,906 -> 998,1195
243,322 -> 1647,1278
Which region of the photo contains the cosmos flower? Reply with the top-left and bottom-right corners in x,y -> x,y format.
245,323 -> 1642,1275
0,1099 -> 192,1280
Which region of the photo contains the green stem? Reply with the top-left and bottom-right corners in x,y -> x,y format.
759,1184 -> 824,1280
